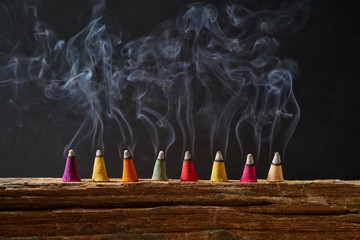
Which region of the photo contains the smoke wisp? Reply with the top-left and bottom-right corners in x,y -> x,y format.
0,0 -> 310,162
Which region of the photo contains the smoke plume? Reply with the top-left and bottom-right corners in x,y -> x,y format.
0,0 -> 310,162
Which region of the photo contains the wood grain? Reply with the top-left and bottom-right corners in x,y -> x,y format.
0,178 -> 359,239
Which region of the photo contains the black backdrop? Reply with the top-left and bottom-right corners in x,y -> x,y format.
0,0 -> 359,180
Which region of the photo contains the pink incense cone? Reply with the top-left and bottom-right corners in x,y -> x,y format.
62,149 -> 81,182
180,151 -> 199,181
240,154 -> 257,182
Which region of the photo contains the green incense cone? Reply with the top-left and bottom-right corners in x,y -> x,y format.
151,151 -> 168,181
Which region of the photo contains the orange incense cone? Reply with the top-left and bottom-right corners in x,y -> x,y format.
92,150 -> 110,182
122,150 -> 138,182
180,151 -> 199,181
267,152 -> 284,182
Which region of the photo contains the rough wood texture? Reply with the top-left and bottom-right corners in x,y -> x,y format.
0,178 -> 359,239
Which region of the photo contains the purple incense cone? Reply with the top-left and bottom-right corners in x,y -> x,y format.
62,149 -> 81,182
240,154 -> 257,182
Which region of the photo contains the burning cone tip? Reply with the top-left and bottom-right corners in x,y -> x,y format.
246,154 -> 254,165
215,151 -> 223,161
272,152 -> 281,165
157,151 -> 165,160
68,149 -> 75,157
184,151 -> 192,160
96,150 -> 103,157
124,150 -> 131,159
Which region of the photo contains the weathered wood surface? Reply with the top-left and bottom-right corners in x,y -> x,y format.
0,178 -> 359,239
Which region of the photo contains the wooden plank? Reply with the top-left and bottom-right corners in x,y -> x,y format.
0,178 -> 359,239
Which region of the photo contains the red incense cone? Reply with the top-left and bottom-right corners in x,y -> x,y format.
240,154 -> 257,182
180,151 -> 199,181
62,149 -> 81,182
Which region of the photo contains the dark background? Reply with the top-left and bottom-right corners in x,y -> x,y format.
0,0 -> 359,180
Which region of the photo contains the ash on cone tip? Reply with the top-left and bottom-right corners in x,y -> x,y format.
124,150 -> 131,159
68,149 -> 75,157
246,154 -> 254,165
96,150 -> 103,157
272,152 -> 281,165
157,151 -> 165,160
215,151 -> 223,161
184,151 -> 192,160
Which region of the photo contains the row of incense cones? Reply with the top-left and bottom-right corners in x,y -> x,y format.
62,150 -> 284,182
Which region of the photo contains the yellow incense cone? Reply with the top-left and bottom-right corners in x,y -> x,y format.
92,150 -> 110,182
210,151 -> 228,182
122,150 -> 139,182
267,152 -> 284,182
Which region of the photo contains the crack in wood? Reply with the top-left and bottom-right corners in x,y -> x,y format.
0,201 -> 274,211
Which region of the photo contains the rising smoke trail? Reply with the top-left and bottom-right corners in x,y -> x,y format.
0,0 -> 310,162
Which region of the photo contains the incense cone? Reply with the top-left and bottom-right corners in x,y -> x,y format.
240,154 -> 257,182
92,150 -> 110,182
210,151 -> 228,182
151,151 -> 168,181
122,150 -> 139,182
62,149 -> 81,182
180,151 -> 199,181
267,152 -> 284,182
